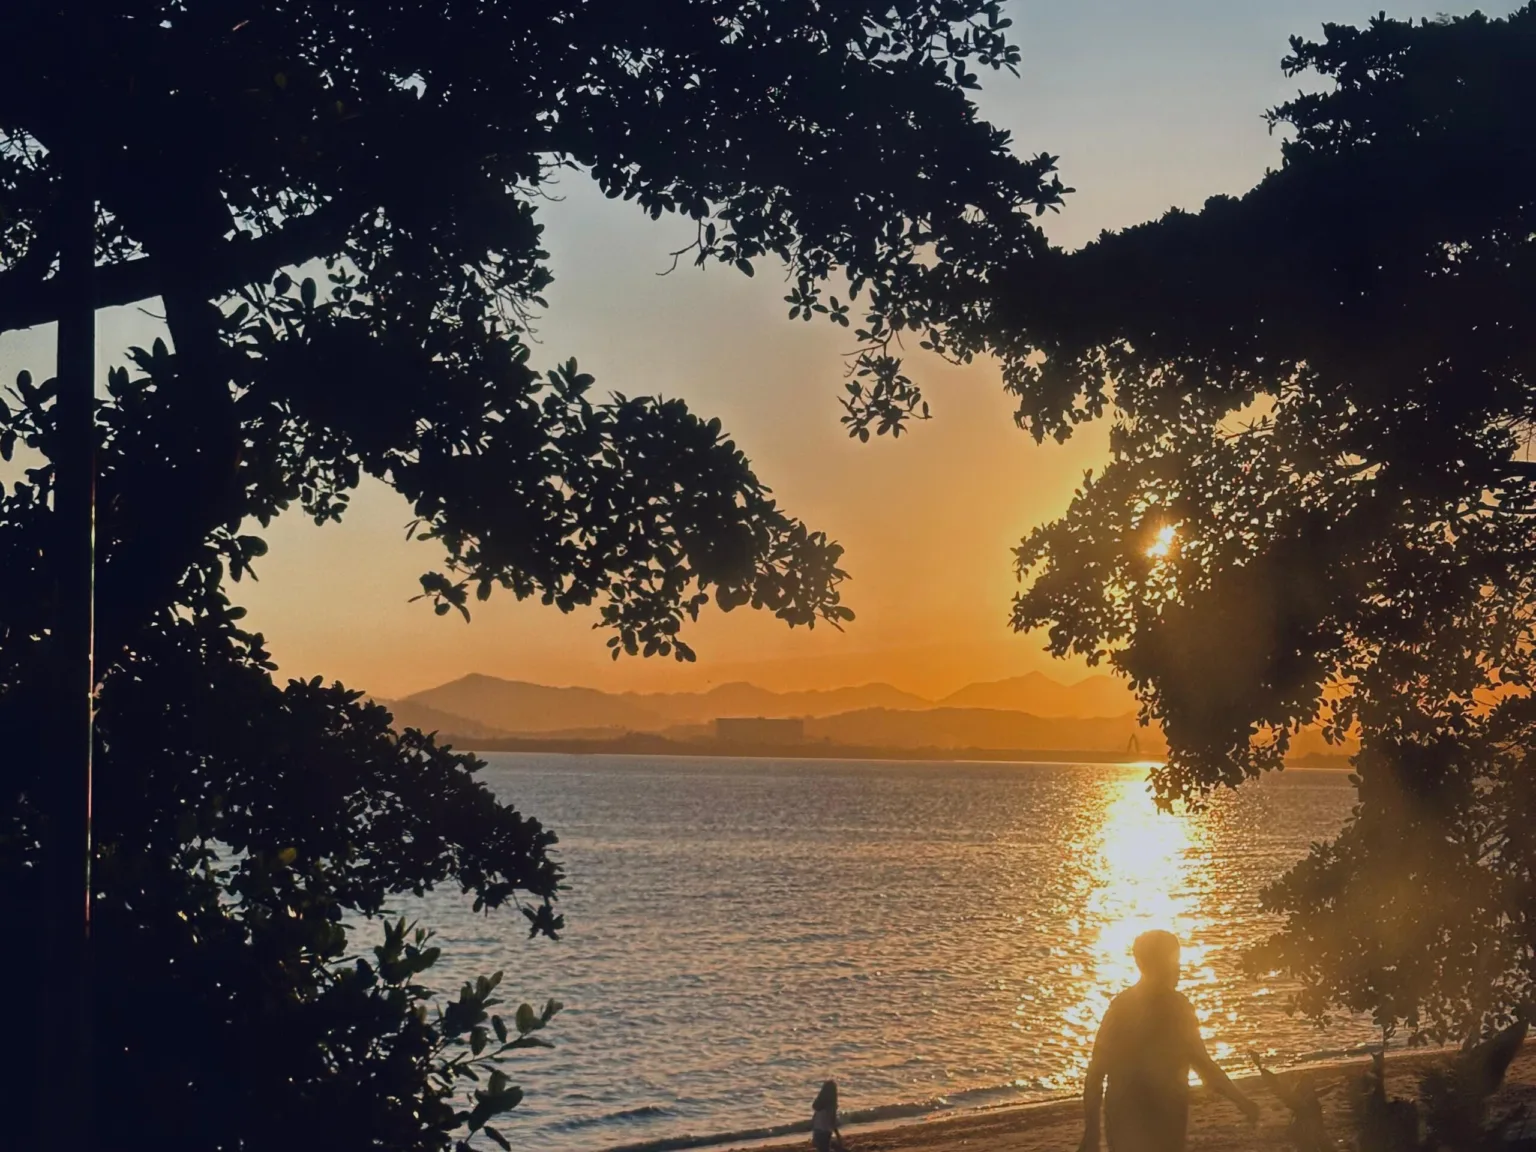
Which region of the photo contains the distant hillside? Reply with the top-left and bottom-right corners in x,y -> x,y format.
938,672 -> 1136,718
404,675 -> 932,733
407,674 -> 669,733
403,672 -> 1138,735
638,681 -> 931,724
806,707 -> 1163,754
371,696 -> 510,739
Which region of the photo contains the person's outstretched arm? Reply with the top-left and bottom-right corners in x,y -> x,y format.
1188,1031 -> 1260,1122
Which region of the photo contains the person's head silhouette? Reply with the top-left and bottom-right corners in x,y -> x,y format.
1132,929 -> 1181,989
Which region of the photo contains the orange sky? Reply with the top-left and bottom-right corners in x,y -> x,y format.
4,0 -> 1513,701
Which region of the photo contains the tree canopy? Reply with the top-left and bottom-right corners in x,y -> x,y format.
0,2 -> 1068,1147
994,7 -> 1536,1041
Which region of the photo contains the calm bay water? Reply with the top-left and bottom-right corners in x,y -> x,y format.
369,755 -> 1375,1151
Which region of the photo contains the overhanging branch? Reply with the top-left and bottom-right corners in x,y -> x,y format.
0,198 -> 363,335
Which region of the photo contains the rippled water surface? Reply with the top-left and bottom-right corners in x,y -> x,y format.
371,755 -> 1374,1151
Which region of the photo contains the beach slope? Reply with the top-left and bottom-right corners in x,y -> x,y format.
733,1048 -> 1536,1152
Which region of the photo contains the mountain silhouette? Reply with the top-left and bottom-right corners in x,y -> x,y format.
381,673 -> 1354,762
407,674 -> 669,734
370,694 -> 513,739
399,672 -> 1141,736
937,672 -> 1136,718
643,681 -> 931,724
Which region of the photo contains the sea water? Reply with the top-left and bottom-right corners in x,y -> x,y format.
367,755 -> 1375,1151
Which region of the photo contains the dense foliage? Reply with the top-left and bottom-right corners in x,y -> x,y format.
1259,1017 -> 1530,1152
0,2 -> 1068,1147
993,7 -> 1536,1042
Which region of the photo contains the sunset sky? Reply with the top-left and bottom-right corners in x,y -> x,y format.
5,0 -> 1514,700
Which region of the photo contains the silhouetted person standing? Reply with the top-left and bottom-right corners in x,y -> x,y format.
811,1080 -> 846,1152
1078,930 -> 1259,1152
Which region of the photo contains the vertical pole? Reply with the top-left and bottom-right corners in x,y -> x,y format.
39,15 -> 97,1147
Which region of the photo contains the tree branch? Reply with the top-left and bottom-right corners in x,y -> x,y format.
1,206 -> 63,299
0,198 -> 363,335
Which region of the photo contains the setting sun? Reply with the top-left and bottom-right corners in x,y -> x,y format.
1147,525 -> 1178,559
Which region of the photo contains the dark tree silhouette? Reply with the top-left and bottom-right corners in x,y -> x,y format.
991,8 -> 1536,1040
0,3 -> 1068,1149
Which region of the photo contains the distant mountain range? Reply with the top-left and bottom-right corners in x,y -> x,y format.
374,671 -> 1159,755
938,672 -> 1136,718
395,671 -> 1136,730
373,672 -> 1358,763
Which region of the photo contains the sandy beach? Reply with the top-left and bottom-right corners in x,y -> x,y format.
729,1048 -> 1536,1152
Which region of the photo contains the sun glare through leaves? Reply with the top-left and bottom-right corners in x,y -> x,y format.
1147,525 -> 1177,559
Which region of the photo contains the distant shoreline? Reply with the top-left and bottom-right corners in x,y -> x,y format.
434,730 -> 1351,770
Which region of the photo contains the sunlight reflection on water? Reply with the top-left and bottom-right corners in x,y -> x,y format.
1056,771 -> 1213,1086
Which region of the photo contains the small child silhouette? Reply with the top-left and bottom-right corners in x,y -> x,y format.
811,1079 -> 846,1152
1078,930 -> 1259,1152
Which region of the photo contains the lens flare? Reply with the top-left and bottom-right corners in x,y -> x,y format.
1147,525 -> 1178,558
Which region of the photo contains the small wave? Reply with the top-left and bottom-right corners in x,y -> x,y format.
944,1079 -> 1060,1105
554,1105 -> 675,1131
843,1100 -> 947,1125
596,1084 -> 1065,1152
600,1119 -> 808,1152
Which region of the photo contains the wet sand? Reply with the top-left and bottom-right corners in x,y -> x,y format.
733,1047 -> 1536,1152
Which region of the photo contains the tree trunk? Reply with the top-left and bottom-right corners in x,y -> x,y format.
36,22 -> 97,1147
